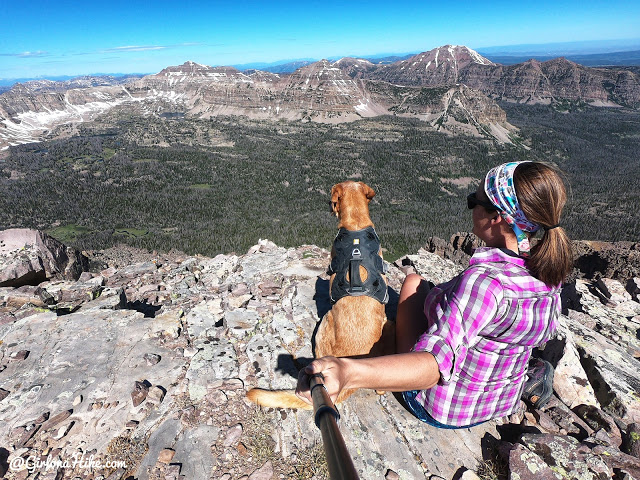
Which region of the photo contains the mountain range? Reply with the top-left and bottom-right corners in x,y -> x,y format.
1,45 -> 639,151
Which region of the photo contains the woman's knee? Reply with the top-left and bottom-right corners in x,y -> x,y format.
400,273 -> 431,303
400,273 -> 425,299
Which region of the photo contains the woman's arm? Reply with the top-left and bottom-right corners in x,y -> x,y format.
295,351 -> 441,405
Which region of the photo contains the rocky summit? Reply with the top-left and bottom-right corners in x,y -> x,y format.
1,229 -> 640,480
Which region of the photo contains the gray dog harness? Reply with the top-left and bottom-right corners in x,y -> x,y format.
328,226 -> 388,305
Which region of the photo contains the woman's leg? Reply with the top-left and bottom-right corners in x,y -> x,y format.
396,273 -> 431,354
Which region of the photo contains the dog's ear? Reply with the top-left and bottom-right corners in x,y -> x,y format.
359,182 -> 376,200
330,183 -> 343,216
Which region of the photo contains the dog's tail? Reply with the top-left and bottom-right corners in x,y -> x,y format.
246,388 -> 313,410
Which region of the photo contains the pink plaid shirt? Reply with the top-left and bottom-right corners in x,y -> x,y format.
412,247 -> 560,426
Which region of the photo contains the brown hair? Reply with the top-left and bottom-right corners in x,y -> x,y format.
513,162 -> 573,286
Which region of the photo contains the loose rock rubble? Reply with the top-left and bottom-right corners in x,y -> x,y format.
0,230 -> 639,479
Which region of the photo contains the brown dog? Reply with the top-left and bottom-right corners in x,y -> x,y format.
246,181 -> 394,409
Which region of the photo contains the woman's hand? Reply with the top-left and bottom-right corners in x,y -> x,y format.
295,351 -> 440,406
295,356 -> 350,405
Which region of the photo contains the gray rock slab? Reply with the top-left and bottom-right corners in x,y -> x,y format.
404,250 -> 463,285
172,425 -> 220,479
270,311 -> 300,346
151,308 -> 183,338
186,338 -> 238,401
78,287 -> 127,311
280,259 -> 328,279
271,388 -> 501,480
0,229 -> 88,286
0,253 -> 45,287
0,309 -> 187,456
376,390 -> 500,479
184,299 -> 223,338
136,416 -> 183,480
291,278 -> 325,356
236,248 -> 291,282
224,308 -> 260,337
244,333 -> 299,390
118,261 -> 158,278
340,390 -> 430,479
199,253 -> 239,277
545,319 -> 599,408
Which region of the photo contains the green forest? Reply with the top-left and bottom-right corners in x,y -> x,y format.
1,103 -> 639,261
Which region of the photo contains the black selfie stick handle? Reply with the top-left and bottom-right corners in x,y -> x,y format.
309,373 -> 359,480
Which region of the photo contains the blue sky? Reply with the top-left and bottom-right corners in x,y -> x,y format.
1,0 -> 639,80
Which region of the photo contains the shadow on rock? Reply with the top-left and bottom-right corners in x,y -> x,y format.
276,353 -> 313,380
127,300 -> 162,318
495,423 -> 542,443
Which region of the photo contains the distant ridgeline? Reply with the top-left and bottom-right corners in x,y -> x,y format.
2,44 -> 639,151
1,45 -> 639,258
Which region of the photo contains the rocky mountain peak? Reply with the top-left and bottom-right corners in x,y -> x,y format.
333,57 -> 378,78
148,63 -> 252,90
334,57 -> 375,66
245,69 -> 280,83
286,59 -> 354,87
431,44 -> 495,66
155,61 -> 248,80
13,80 -> 57,93
398,45 -> 494,71
157,61 -> 213,76
370,44 -> 495,87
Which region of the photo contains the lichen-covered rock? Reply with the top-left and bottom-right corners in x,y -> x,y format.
504,443 -> 563,479
519,433 -> 613,479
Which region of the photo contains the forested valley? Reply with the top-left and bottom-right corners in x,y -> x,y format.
1,103 -> 639,261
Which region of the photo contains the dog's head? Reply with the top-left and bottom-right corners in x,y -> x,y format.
330,181 -> 376,228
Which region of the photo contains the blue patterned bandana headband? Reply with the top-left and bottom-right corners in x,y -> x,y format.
484,162 -> 540,257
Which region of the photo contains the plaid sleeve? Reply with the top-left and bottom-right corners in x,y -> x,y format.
412,266 -> 504,383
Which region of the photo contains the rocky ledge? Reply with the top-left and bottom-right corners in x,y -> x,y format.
0,229 -> 639,480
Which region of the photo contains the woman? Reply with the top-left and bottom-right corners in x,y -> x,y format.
295,161 -> 572,428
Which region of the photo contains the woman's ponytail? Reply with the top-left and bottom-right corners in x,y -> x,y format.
514,163 -> 573,286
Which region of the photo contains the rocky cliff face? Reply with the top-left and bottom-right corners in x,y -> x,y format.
459,57 -> 640,106
0,84 -> 132,148
1,230 -> 639,479
365,82 -> 513,140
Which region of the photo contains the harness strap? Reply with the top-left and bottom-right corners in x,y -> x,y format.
349,248 -> 363,292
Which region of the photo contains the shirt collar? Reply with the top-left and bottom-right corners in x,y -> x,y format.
469,246 -> 527,268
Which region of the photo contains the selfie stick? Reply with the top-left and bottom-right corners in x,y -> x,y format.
309,373 -> 360,480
